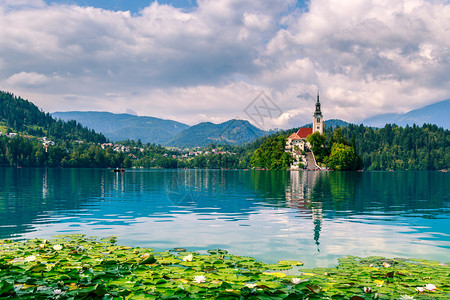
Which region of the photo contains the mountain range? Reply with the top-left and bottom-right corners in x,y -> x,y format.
361,99 -> 449,129
167,119 -> 267,147
52,111 -> 188,145
52,111 -> 268,147
52,98 -> 449,147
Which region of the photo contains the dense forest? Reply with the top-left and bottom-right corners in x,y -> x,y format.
339,123 -> 449,170
0,136 -> 131,168
0,91 -> 123,167
250,135 -> 294,170
0,91 -> 107,143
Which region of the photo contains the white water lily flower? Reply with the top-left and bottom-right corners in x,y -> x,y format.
183,254 -> 193,262
399,295 -> 415,300
245,283 -> 257,288
425,284 -> 436,291
25,255 -> 37,262
291,278 -> 301,284
383,262 -> 391,268
194,275 -> 206,283
39,243 -> 45,249
415,287 -> 424,293
53,289 -> 62,295
53,244 -> 63,251
364,286 -> 371,293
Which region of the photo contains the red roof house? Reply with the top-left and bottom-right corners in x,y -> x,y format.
296,127 -> 313,139
287,132 -> 301,140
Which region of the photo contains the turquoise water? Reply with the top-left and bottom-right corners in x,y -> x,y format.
0,168 -> 449,267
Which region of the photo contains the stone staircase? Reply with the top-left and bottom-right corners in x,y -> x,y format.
305,151 -> 319,170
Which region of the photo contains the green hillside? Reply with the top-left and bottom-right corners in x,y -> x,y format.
0,91 -> 133,168
0,91 -> 107,143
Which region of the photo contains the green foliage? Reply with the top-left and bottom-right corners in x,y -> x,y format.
249,127 -> 362,170
307,132 -> 329,163
326,143 -> 360,171
0,91 -> 107,144
330,127 -> 348,145
334,124 -> 449,170
250,135 -> 293,170
0,136 -> 131,168
250,122 -> 448,171
1,235 -> 449,299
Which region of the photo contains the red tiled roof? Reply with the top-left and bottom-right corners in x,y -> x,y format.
296,127 -> 313,138
287,132 -> 301,140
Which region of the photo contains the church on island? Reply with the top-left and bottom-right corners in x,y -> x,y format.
285,91 -> 324,169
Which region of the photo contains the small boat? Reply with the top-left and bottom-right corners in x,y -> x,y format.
113,168 -> 125,173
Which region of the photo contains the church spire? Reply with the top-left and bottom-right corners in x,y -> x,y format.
314,90 -> 322,116
313,89 -> 323,134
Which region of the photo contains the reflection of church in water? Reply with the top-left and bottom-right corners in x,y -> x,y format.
285,171 -> 324,251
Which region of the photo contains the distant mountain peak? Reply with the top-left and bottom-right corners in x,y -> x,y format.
362,99 -> 450,129
167,119 -> 267,147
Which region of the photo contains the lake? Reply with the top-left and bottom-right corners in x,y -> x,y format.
1,168 -> 449,268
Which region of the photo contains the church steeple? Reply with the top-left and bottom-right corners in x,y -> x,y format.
313,90 -> 323,134
314,90 -> 322,116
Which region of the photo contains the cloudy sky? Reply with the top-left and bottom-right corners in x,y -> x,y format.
1,0 -> 449,129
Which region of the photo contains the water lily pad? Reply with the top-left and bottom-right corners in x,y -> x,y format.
202,266 -> 218,273
1,235 -> 450,299
207,249 -> 228,255
28,263 -> 47,273
140,254 -> 157,265
263,272 -> 286,278
278,260 -> 303,266
306,284 -> 322,293
171,248 -> 187,252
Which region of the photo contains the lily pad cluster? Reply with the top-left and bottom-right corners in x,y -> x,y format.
0,235 -> 448,299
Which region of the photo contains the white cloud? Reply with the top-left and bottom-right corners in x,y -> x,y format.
6,72 -> 53,87
0,0 -> 449,128
0,0 -> 45,9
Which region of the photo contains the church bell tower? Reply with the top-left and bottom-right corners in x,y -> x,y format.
313,90 -> 323,134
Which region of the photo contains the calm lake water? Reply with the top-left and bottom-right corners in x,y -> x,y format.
1,168 -> 449,268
